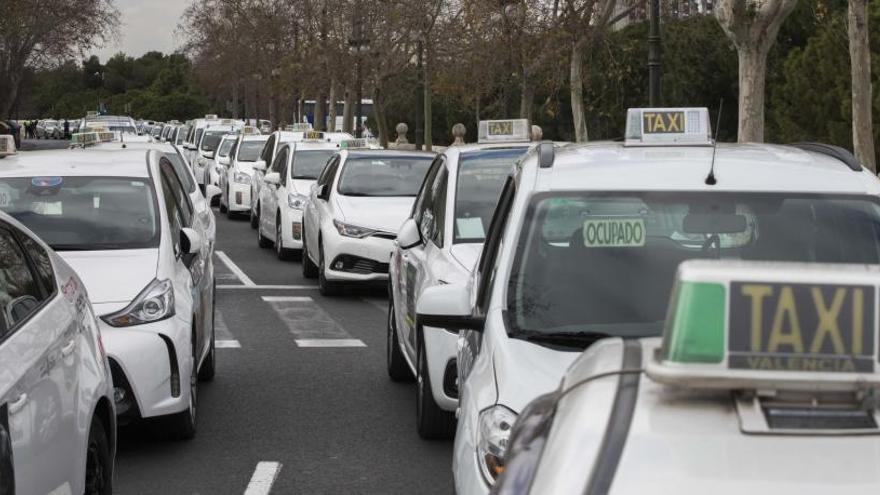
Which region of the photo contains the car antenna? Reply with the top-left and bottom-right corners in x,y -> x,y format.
705,99 -> 723,186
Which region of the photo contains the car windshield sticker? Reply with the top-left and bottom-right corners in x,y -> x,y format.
729,282 -> 875,373
31,177 -> 63,187
456,217 -> 485,239
582,218 -> 646,248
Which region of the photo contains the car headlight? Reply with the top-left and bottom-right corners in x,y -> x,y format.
288,193 -> 308,210
492,393 -> 558,494
101,279 -> 175,327
477,405 -> 517,485
333,219 -> 376,238
233,172 -> 251,184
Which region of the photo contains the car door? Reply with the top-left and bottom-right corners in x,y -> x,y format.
398,158 -> 446,358
159,162 -> 206,362
261,147 -> 287,235
306,155 -> 339,256
254,134 -> 276,201
0,224 -> 76,494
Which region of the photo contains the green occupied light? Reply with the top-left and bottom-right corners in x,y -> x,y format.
662,281 -> 726,364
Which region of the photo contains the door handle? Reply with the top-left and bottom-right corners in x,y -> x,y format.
8,393 -> 27,415
61,339 -> 76,357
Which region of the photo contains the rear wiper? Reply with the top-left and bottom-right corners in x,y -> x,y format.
517,331 -> 612,348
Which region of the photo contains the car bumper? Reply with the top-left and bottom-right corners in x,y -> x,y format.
96,313 -> 194,420
228,182 -> 253,211
323,231 -> 394,283
424,327 -> 459,411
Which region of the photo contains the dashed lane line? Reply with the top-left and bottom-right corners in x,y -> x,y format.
215,251 -> 256,287
217,284 -> 318,290
295,339 -> 366,348
260,296 -> 314,302
243,461 -> 282,495
215,308 -> 241,349
261,296 -> 367,348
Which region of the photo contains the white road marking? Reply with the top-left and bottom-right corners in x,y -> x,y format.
260,296 -> 314,302
215,310 -> 240,348
244,461 -> 282,495
215,251 -> 256,287
216,340 -> 242,348
295,339 -> 367,348
217,284 -> 318,290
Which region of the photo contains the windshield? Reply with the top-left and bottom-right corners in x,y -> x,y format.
176,126 -> 189,145
454,147 -> 527,243
337,156 -> 433,197
508,192 -> 880,344
0,176 -> 159,251
218,139 -> 235,157
200,132 -> 227,152
291,150 -> 335,179
237,141 -> 265,162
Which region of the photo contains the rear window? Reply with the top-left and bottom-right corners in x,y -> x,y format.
0,176 -> 160,251
508,192 -> 880,344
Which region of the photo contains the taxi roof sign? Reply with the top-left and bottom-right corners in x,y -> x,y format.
0,135 -> 16,158
478,119 -> 530,144
241,126 -> 261,135
205,114 -> 219,120
285,123 -> 313,132
625,107 -> 712,147
647,260 -> 880,393
339,138 -> 368,149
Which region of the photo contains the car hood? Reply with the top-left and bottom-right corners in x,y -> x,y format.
58,249 -> 158,305
494,337 -> 580,413
234,162 -> 256,175
449,243 -> 482,272
334,195 -> 415,233
289,178 -> 316,195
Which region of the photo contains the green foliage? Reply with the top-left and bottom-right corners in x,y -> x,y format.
19,51 -> 209,121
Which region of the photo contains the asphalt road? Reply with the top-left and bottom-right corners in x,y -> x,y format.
21,139 -> 455,494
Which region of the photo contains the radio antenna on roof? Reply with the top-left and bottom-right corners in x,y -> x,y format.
705,99 -> 723,186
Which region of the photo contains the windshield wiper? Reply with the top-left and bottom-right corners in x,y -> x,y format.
516,330 -> 612,348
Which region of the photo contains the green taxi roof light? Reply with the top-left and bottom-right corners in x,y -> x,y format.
662,281 -> 726,364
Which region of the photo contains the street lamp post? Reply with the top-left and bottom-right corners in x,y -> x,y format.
349,3 -> 370,138
648,0 -> 662,106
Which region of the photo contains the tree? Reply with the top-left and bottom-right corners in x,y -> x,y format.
848,0 -> 876,171
0,0 -> 118,116
715,0 -> 799,142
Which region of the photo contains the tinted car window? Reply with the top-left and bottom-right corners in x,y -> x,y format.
0,228 -> 45,336
17,235 -> 55,296
291,150 -> 335,180
337,156 -> 433,197
238,141 -> 265,162
454,147 -> 526,243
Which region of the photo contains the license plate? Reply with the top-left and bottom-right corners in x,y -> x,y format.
728,282 -> 876,373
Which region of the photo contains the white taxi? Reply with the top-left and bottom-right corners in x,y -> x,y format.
0,147 -> 217,440
208,133 -> 238,192
250,128 -> 353,228
195,125 -> 239,195
388,120 -> 536,439
495,260 -> 880,495
256,140 -> 340,260
302,147 -> 434,295
0,210 -> 116,494
414,108 -> 880,494
220,134 -> 270,219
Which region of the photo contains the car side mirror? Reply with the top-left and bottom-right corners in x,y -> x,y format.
253,160 -> 267,172
316,184 -> 330,201
397,218 -> 422,249
180,227 -> 202,255
205,184 -> 221,202
416,284 -> 484,331
264,172 -> 281,185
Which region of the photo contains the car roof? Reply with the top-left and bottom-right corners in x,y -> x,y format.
0,148 -> 151,178
527,142 -> 880,195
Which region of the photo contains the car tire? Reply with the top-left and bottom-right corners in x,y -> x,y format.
301,230 -> 318,279
84,415 -> 113,494
318,241 -> 341,296
198,285 -> 216,382
276,218 -> 295,261
250,202 -> 259,229
257,220 -> 272,248
168,340 -> 198,440
387,297 -> 414,382
416,330 -> 456,440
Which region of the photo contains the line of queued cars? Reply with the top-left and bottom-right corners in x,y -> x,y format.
0,118 -> 218,493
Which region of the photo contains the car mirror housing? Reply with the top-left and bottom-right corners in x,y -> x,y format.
264,172 -> 281,185
180,227 -> 202,255
416,284 -> 484,331
397,218 -> 422,249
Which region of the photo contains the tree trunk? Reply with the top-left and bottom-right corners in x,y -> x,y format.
314,93 -> 326,131
424,41 -> 433,151
737,44 -> 769,142
342,87 -> 354,133
373,86 -> 390,148
849,0 -> 876,171
519,68 -> 534,122
570,43 -> 588,142
328,80 -> 338,132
